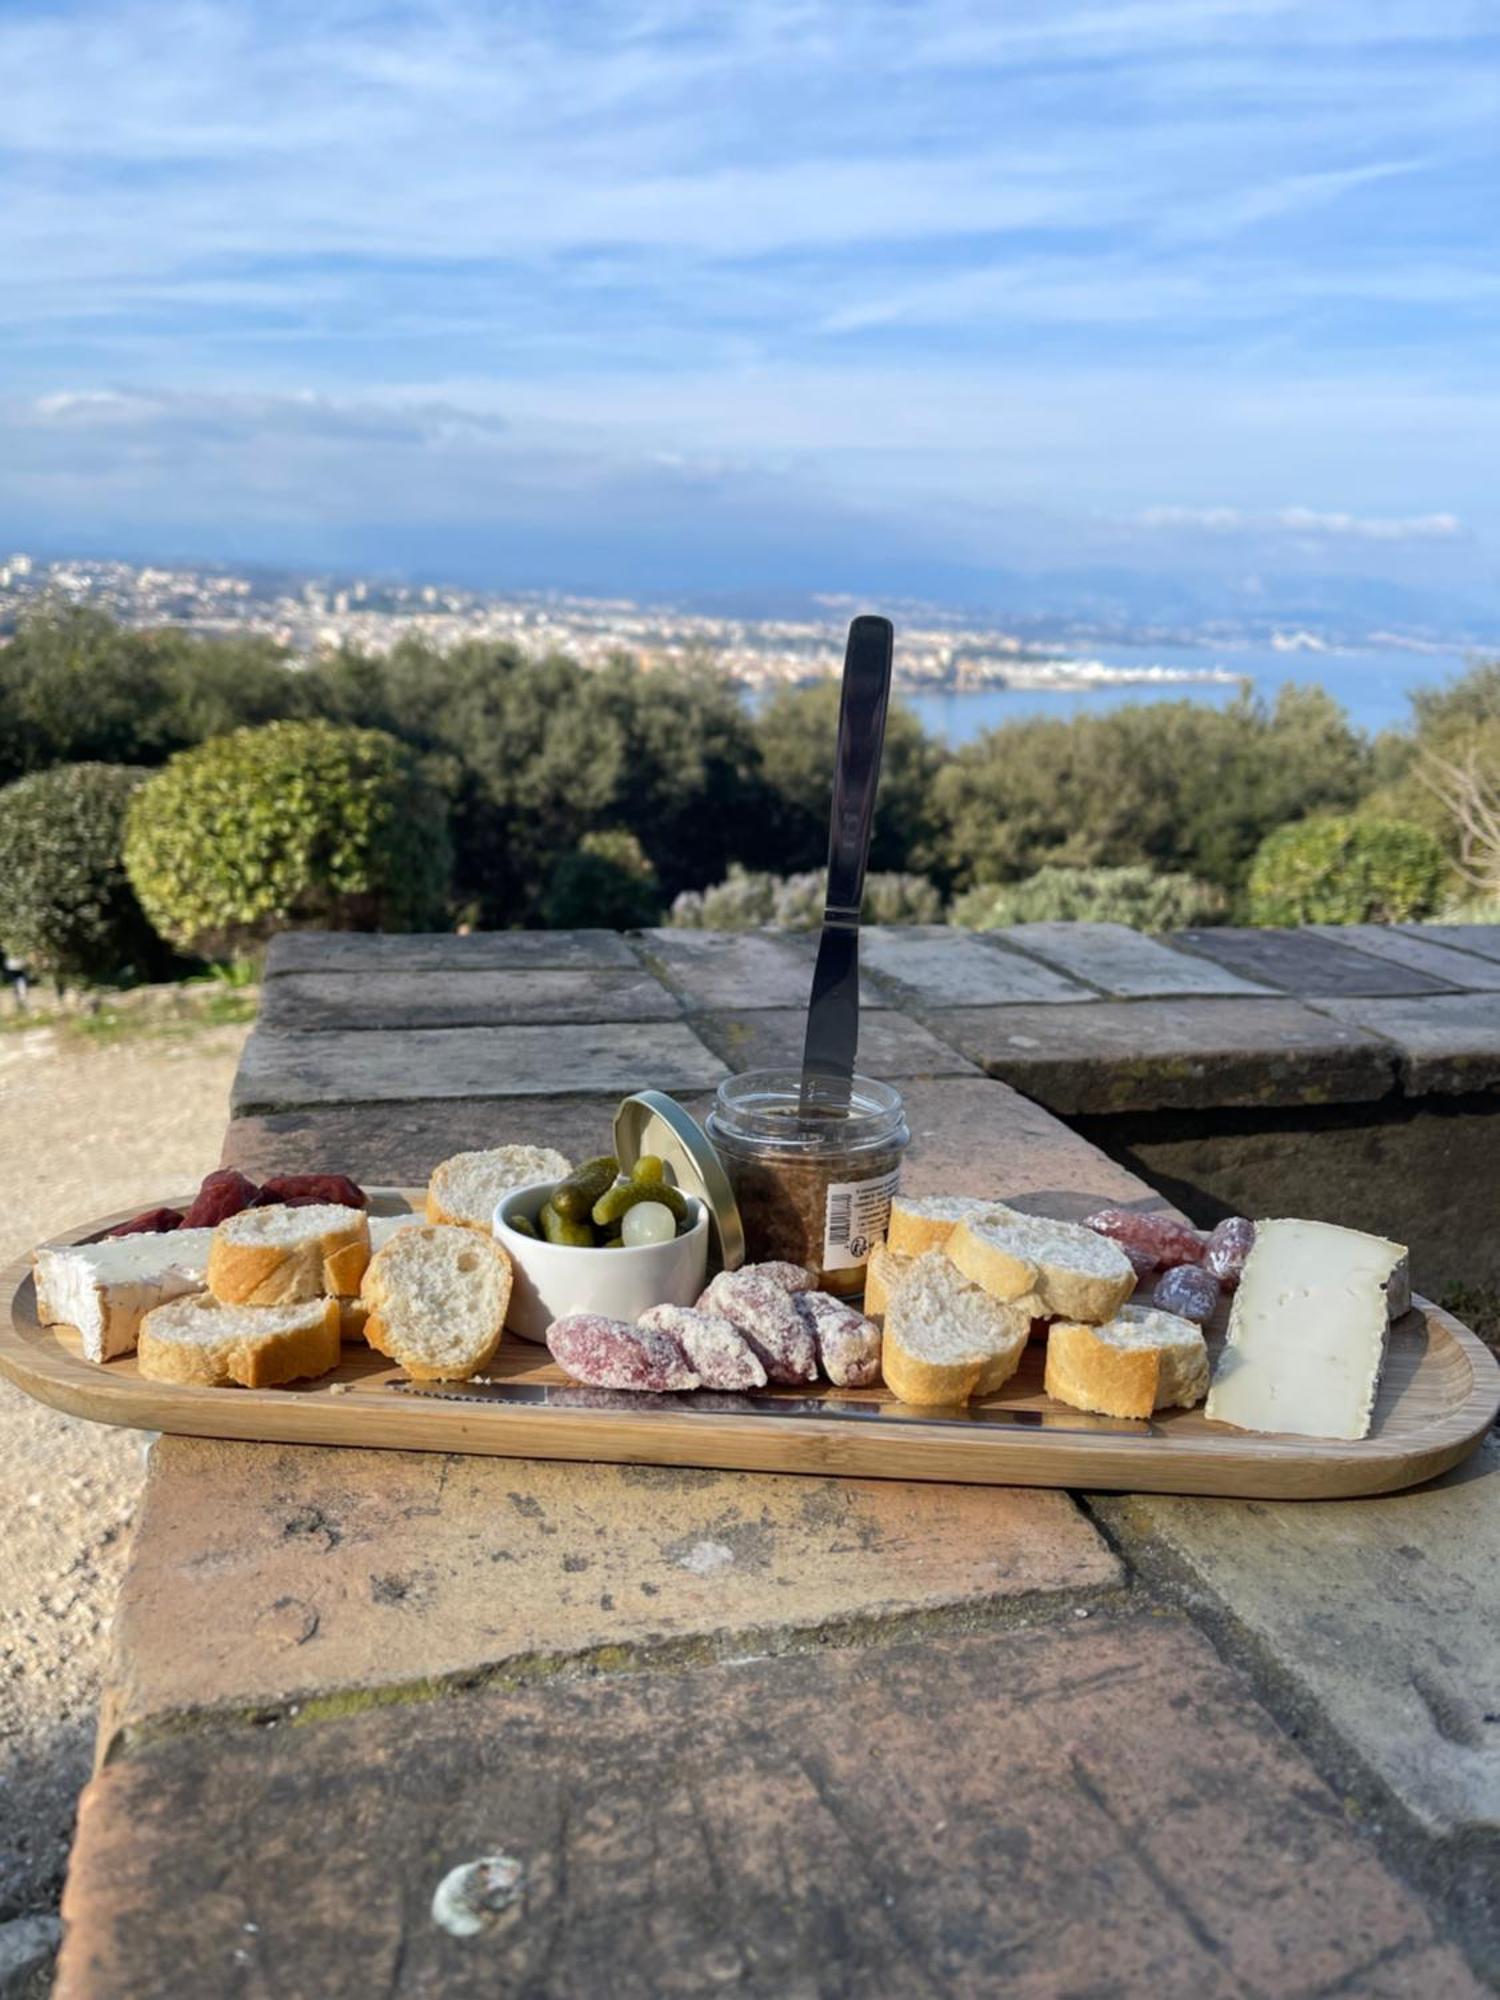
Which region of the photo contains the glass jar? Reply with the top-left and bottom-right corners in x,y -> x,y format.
707,1069 -> 909,1298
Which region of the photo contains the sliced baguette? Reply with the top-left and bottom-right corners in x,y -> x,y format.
426,1146 -> 572,1232
1045,1304 -> 1209,1420
208,1203 -> 369,1307
886,1193 -> 991,1257
947,1204 -> 1135,1324
863,1244 -> 911,1322
137,1294 -> 341,1388
361,1224 -> 512,1381
881,1250 -> 1030,1408
338,1213 -> 420,1341
34,1228 -> 216,1364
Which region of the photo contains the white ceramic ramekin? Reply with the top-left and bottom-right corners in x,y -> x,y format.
493,1181 -> 710,1344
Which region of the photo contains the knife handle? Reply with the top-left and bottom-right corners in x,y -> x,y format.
823,615 -> 894,925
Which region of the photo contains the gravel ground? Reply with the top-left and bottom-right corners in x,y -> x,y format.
0,1025 -> 249,1937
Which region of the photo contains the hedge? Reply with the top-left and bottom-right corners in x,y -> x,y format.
0,763 -> 164,984
950,865 -> 1224,932
1247,816 -> 1446,926
124,720 -> 452,955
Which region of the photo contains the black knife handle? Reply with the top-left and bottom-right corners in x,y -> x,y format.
823,615 -> 894,925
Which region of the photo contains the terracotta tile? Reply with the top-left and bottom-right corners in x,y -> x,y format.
102,1439 -> 1119,1739
62,1617 -> 1481,2000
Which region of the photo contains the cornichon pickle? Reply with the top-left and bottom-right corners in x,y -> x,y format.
632,1155 -> 665,1185
592,1177 -> 689,1228
539,1199 -> 595,1248
508,1212 -> 539,1240
551,1155 -> 619,1222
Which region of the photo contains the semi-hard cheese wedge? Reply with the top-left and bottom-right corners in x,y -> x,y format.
1204,1218 -> 1407,1441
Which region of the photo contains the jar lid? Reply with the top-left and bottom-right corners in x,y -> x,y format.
613,1090 -> 745,1276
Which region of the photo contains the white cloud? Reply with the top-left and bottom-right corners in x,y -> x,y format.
1138,505 -> 1467,542
0,0 -> 1497,572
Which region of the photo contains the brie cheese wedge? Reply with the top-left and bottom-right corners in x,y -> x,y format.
34,1229 -> 216,1364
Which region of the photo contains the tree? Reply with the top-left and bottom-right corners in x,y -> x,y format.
305,639 -> 766,924
1360,660 -> 1500,867
750,683 -> 948,882
932,685 -> 1371,895
0,606 -> 303,783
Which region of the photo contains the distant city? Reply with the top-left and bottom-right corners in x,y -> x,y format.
0,552 -> 1253,697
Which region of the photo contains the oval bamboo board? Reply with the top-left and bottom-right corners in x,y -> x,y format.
5,1192 -> 1497,1499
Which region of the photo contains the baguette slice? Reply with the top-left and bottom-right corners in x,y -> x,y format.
886,1193 -> 992,1257
881,1250 -> 1030,1408
208,1203 -> 369,1307
426,1146 -> 572,1232
137,1294 -> 341,1388
338,1213 -> 421,1342
1045,1305 -> 1208,1420
361,1224 -> 512,1381
947,1204 -> 1135,1324
863,1244 -> 911,1322
34,1228 -> 216,1363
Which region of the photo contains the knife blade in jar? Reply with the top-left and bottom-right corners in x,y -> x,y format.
799,614 -> 894,1108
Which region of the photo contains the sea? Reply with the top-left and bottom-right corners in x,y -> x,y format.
893,639 -> 1486,747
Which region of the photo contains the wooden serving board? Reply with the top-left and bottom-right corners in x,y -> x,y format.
5,1192 -> 1497,1499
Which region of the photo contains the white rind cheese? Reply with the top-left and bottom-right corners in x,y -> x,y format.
367,1212 -> 420,1253
33,1229 -> 216,1364
1205,1218 -> 1406,1441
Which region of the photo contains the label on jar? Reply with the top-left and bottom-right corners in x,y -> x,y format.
822,1168 -> 902,1271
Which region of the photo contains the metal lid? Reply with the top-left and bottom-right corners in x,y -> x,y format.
613,1090 -> 745,1276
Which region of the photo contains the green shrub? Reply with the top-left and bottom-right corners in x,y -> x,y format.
124,721 -> 452,955
934,685 -> 1371,893
540,830 -> 662,930
668,865 -> 943,929
0,763 -> 166,984
950,865 -> 1224,932
1247,816 -> 1446,926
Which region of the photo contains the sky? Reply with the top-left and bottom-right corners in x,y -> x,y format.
2,0 -> 1499,628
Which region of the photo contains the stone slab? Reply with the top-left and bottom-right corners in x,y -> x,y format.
0,1915 -> 61,1996
633,930 -> 830,1010
1309,993 -> 1500,1095
897,1074 -> 1161,1219
222,1076 -> 1160,1216
223,1095 -> 670,1186
61,1617 -> 1481,2000
264,929 -> 639,973
998,921 -> 1273,997
860,924 -> 1095,1004
1402,924 -> 1500,968
231,1022 -> 727,1114
101,1439 -> 1119,1741
762,930 -> 893,1010
689,1006 -> 978,1078
1096,1433 -> 1500,1841
222,1029 -> 1201,1248
1174,926 -> 1460,996
259,968 -> 680,1032
932,997 -> 1396,1113
1074,1096 -> 1500,1297
1311,925 -> 1500,991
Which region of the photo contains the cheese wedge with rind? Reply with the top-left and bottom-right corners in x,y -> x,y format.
34,1229 -> 216,1363
1205,1218 -> 1406,1441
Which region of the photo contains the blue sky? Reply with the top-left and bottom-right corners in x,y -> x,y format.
2,0 -> 1498,625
